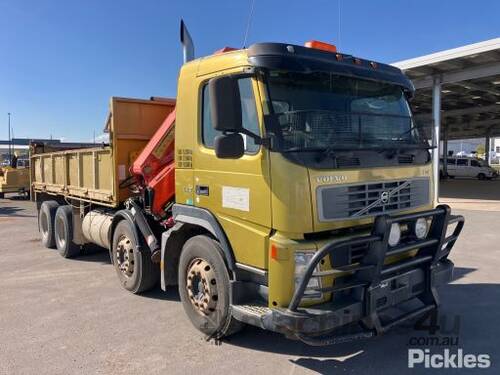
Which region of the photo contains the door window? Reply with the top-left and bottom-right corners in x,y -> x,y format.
456,159 -> 468,166
202,77 -> 260,153
470,160 -> 481,167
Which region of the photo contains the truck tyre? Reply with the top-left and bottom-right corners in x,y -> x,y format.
39,200 -> 59,248
111,220 -> 159,294
54,205 -> 80,258
178,235 -> 244,340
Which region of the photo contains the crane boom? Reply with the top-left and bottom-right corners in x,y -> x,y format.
131,108 -> 176,217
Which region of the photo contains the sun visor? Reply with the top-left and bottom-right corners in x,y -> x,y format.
247,43 -> 415,97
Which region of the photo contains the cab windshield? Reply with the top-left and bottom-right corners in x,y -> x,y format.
265,71 -> 431,153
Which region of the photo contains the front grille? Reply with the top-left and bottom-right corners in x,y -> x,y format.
317,178 -> 430,221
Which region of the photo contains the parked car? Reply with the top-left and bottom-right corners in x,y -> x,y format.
440,157 -> 498,180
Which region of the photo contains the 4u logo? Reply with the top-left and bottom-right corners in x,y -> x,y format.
414,309 -> 460,336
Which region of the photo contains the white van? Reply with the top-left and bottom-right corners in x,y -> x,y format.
440,157 -> 498,180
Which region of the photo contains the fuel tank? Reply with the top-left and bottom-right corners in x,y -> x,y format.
82,210 -> 114,249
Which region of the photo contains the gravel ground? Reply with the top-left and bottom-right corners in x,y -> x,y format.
0,194 -> 499,374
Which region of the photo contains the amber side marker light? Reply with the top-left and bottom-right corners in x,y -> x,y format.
271,244 -> 279,260
304,40 -> 337,53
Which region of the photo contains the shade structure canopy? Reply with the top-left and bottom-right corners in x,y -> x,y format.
393,38 -> 500,140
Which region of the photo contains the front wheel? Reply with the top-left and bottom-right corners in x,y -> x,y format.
178,235 -> 243,339
111,220 -> 159,294
478,173 -> 486,180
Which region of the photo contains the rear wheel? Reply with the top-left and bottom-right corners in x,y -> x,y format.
111,220 -> 159,293
178,235 -> 243,339
54,205 -> 80,258
39,200 -> 59,248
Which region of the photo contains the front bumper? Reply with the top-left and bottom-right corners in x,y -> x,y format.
267,205 -> 464,344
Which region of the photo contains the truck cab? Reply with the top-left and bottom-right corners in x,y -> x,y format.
165,42 -> 464,343
0,157 -> 30,198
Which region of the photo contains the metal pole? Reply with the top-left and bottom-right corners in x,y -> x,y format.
443,126 -> 448,177
432,80 -> 441,204
7,113 -> 11,164
485,135 -> 490,166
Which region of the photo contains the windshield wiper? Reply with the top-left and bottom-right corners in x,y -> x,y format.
394,123 -> 420,139
380,143 -> 435,150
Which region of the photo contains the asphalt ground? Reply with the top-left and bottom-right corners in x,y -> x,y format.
1,190 -> 499,374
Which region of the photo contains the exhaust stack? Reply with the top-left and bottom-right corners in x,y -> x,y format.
180,19 -> 194,63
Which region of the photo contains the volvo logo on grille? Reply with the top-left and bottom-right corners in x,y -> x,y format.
380,191 -> 390,204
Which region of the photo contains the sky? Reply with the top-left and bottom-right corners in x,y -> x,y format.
1,0 -> 499,142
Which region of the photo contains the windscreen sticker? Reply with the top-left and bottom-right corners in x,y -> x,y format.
222,186 -> 249,212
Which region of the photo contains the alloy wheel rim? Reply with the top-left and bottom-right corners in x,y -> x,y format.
116,235 -> 135,277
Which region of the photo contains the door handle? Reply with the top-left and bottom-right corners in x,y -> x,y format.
195,185 -> 209,196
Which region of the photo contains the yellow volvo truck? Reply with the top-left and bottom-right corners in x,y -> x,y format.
0,159 -> 30,198
31,27 -> 464,345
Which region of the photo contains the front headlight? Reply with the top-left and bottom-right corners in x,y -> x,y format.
414,217 -> 429,239
294,251 -> 321,299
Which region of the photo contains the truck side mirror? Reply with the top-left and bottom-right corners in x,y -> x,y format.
214,133 -> 244,159
209,76 -> 243,132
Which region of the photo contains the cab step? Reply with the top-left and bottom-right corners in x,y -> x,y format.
231,302 -> 272,329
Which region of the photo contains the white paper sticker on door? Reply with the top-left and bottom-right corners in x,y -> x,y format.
222,186 -> 250,212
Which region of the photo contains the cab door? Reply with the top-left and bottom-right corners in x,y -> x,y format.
191,75 -> 272,269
